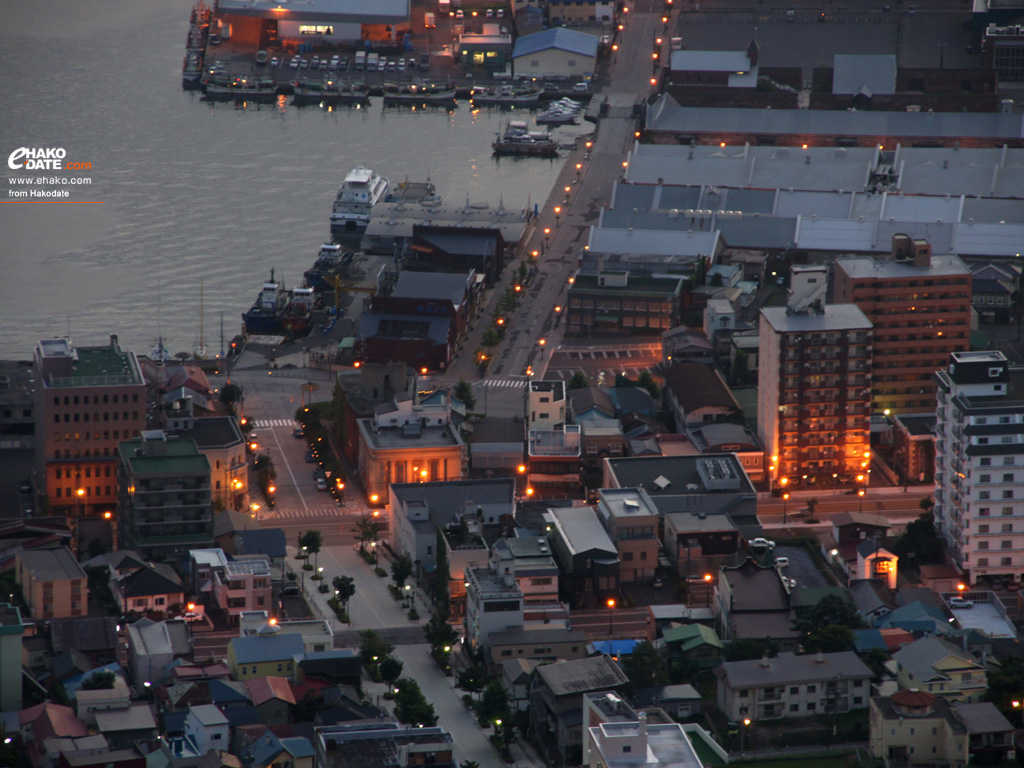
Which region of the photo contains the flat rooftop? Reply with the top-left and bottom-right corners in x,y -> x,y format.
837,254 -> 970,280
761,303 -> 872,333
944,592 -> 1017,639
17,547 -> 86,582
358,418 -> 464,450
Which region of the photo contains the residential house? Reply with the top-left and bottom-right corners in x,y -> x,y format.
75,677 -> 131,726
663,362 -> 743,430
530,655 -> 629,766
94,705 -> 158,750
389,478 -> 513,574
127,618 -> 192,693
0,602 -> 26,710
631,685 -> 704,720
660,623 -> 723,669
502,658 -> 541,711
970,262 -> 1020,324
568,387 -> 616,422
19,703 -> 89,767
662,327 -> 714,368
584,710 -> 726,768
357,391 -> 467,503
226,634 -> 305,681
892,636 -> 988,703
16,546 -> 87,620
870,689 -> 1014,768
876,601 -> 953,637
848,580 -> 897,625
830,511 -> 891,570
184,704 -> 230,756
296,650 -> 362,688
251,733 -> 314,768
594,488 -> 659,583
56,745 -> 146,768
234,529 -> 288,570
189,549 -> 230,600
542,506 -> 619,608
579,420 -> 626,470
49,616 -> 120,666
687,422 -> 764,483
855,538 -> 899,591
528,426 -> 582,496
169,416 -> 248,511
244,677 -> 295,726
489,536 -> 559,605
526,380 -> 567,433
716,559 -> 798,649
239,612 -> 334,656
716,651 -> 873,721
546,0 -> 615,24
118,565 -> 186,615
464,564 -> 524,653
314,722 -> 455,768
212,558 -> 272,625
664,510 -> 740,581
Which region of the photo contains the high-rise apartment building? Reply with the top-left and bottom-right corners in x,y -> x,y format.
834,236 -> 971,414
934,351 -> 1024,582
34,335 -> 146,515
759,266 -> 873,488
117,431 -> 214,561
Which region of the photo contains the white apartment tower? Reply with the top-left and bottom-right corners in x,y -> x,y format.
934,351 -> 1024,582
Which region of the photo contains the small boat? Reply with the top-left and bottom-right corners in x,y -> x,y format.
242,270 -> 289,335
535,107 -> 579,125
493,121 -> 558,157
331,165 -> 389,232
291,78 -> 370,105
304,243 -> 353,291
470,86 -> 542,108
204,74 -> 278,101
382,82 -> 457,107
280,287 -> 317,338
183,53 -> 204,88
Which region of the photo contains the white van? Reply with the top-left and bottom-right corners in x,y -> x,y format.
367,52 -> 380,71
573,82 -> 589,93
354,50 -> 366,70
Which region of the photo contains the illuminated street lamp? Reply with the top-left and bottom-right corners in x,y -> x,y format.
782,492 -> 790,524
607,597 -> 616,634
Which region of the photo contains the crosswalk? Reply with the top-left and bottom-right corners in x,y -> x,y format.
268,506 -> 347,519
477,378 -> 528,389
251,419 -> 299,428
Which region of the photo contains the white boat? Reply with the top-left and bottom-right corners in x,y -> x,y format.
330,165 -> 389,232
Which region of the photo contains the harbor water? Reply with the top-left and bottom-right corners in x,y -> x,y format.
0,0 -> 582,359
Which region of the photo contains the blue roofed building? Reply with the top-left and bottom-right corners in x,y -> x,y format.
235,528 -> 288,569
512,28 -> 600,80
252,733 -> 315,768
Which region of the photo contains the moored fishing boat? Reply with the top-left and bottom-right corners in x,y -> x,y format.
242,270 -> 289,335
304,243 -> 353,291
291,78 -> 370,105
492,120 -> 558,157
280,287 -> 317,338
382,82 -> 457,107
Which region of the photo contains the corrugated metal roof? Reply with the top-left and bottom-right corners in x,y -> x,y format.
512,27 -> 600,59
832,54 -> 896,95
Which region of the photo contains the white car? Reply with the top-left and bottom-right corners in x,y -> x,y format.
289,55 -> 300,69
397,58 -> 406,72
269,56 -> 279,67
775,557 -> 790,568
329,55 -> 341,70
950,597 -> 974,609
750,537 -> 776,550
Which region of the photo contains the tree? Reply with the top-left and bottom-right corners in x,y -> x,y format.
355,514 -> 382,553
985,656 -> 1024,719
425,611 -> 460,653
299,529 -> 323,573
723,638 -> 778,662
358,629 -> 394,666
476,679 -> 510,726
636,371 -> 661,400
394,677 -> 438,727
332,575 -> 356,611
620,641 -> 668,690
792,595 -> 865,635
805,497 -> 819,518
379,655 -> 404,693
804,625 -> 856,653
481,327 -> 501,349
219,383 -> 243,411
891,511 -> 944,565
457,665 -> 488,695
81,670 -> 116,690
453,379 -> 476,410
567,371 -> 589,390
391,553 -> 413,588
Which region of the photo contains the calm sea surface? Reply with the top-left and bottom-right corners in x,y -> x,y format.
0,0 -> 578,359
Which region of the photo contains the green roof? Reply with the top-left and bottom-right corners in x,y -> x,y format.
45,344 -> 143,388
118,437 -> 210,475
662,622 -> 722,651
790,587 -> 851,610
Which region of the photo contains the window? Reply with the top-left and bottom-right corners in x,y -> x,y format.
807,702 -> 816,711
981,458 -> 992,466
807,685 -> 816,694
789,704 -> 799,712
155,597 -> 165,606
790,687 -> 799,695
981,474 -> 992,483
1005,474 -> 1014,482
1002,540 -> 1012,549
623,746 -> 631,754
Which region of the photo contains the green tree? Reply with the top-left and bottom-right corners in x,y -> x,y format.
391,553 -> 413,588
358,629 -> 395,666
219,383 -> 243,411
435,529 -> 451,618
891,511 -> 944,565
723,638 -> 778,662
636,370 -> 661,400
81,670 -> 116,690
425,611 -> 460,660
805,497 -> 819,519
476,679 -> 510,726
730,349 -> 750,383
620,640 -> 668,690
804,625 -> 856,653
453,379 -> 476,410
792,595 -> 864,634
457,665 -> 488,695
379,655 -> 404,693
567,371 -> 589,390
332,575 -> 356,612
985,656 -> 1024,718
394,677 -> 438,727
299,529 -> 323,573
294,689 -> 324,721
355,513 -> 382,553
481,327 -> 501,349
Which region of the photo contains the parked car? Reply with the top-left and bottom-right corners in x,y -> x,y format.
269,56 -> 279,67
950,597 -> 974,609
330,55 -> 341,70
397,58 -> 406,72
311,55 -> 320,69
293,424 -> 304,438
289,56 -> 300,69
750,537 -> 776,549
408,57 -> 417,70
19,480 -> 32,495
652,577 -> 664,589
775,557 -> 790,568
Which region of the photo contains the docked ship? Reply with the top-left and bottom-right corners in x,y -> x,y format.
280,287 -> 317,338
492,121 -> 558,157
381,83 -> 457,107
183,53 -> 205,88
330,165 -> 389,232
204,75 -> 278,101
242,270 -> 289,336
471,86 -> 542,108
536,99 -> 582,125
303,243 -> 353,291
181,1 -> 210,90
291,78 -> 370,105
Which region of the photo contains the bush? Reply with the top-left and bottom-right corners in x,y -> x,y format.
408,608 -> 420,620
375,567 -> 388,577
360,550 -> 377,565
388,584 -> 402,599
462,694 -> 476,709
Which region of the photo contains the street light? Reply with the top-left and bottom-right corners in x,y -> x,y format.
740,718 -> 751,753
607,597 -> 616,635
782,492 -> 790,525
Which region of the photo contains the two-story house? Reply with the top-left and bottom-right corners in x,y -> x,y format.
892,636 -> 988,703
212,558 -> 272,625
184,704 -> 230,756
226,634 -> 305,681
